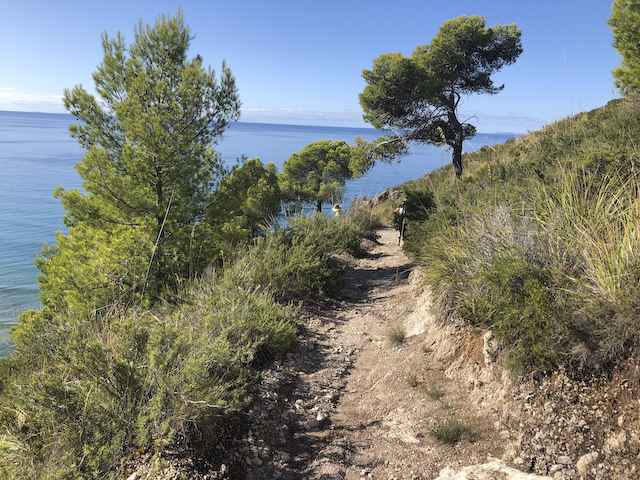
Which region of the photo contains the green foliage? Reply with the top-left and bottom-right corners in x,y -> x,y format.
360,15 -> 522,179
459,248 -> 568,373
279,140 -> 370,212
403,186 -> 436,223
54,10 -> 240,300
411,96 -> 640,374
429,415 -> 478,444
206,156 -> 281,251
2,200 -> 383,477
346,203 -> 384,242
608,0 -> 640,94
230,214 -> 365,298
34,224 -> 152,316
1,270 -> 297,479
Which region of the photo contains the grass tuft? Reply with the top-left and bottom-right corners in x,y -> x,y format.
422,380 -> 446,400
429,415 -> 478,444
406,372 -> 419,387
386,323 -> 406,344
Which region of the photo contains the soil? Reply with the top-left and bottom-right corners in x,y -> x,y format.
277,227 -> 506,479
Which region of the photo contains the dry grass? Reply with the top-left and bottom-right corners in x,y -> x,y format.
386,322 -> 406,344
429,415 -> 478,444
422,380 -> 446,400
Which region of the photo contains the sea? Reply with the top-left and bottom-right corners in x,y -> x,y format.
0,110 -> 516,358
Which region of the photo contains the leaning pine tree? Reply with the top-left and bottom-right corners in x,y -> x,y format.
359,15 -> 522,181
38,10 -> 240,312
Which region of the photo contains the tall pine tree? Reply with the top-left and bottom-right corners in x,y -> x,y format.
40,11 -> 240,311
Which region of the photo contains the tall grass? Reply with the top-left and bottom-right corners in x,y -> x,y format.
536,167 -> 640,302
406,96 -> 640,373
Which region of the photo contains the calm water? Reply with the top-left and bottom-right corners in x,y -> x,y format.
0,110 -> 515,357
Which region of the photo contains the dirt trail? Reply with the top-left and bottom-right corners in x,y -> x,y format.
132,227 -> 640,479
273,227 -> 504,479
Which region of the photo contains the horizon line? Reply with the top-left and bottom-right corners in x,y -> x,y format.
0,109 -> 525,136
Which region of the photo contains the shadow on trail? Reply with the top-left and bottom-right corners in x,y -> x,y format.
279,241 -> 414,478
341,256 -> 414,302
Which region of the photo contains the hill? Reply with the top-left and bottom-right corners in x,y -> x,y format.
126,97 -> 640,479
400,94 -> 640,375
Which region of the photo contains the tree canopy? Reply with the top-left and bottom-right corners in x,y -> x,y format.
608,0 -> 640,94
279,140 -> 369,212
206,157 -> 281,248
359,15 -> 522,180
43,10 -> 240,308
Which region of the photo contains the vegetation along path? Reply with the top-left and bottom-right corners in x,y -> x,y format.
235,227 -> 506,480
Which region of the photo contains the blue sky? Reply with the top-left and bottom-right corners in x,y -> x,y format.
0,1 -> 621,133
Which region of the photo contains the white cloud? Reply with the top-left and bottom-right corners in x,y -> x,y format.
0,88 -> 65,113
241,108 -> 367,128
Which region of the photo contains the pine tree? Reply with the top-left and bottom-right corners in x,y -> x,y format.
608,0 -> 640,93
42,10 -> 240,309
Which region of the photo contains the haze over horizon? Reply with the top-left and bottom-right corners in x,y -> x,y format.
0,1 -> 621,133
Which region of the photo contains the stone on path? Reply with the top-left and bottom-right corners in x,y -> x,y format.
434,461 -> 554,480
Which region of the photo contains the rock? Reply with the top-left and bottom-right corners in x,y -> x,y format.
557,455 -> 572,465
305,418 -> 319,429
435,461 -> 554,480
250,457 -> 263,466
316,410 -> 331,427
280,451 -> 291,463
604,430 -> 627,455
576,452 -> 598,476
483,330 -> 498,365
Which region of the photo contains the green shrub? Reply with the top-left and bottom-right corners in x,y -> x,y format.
0,206 -> 383,476
347,204 -> 383,242
415,96 -> 640,374
230,213 -> 365,298
459,248 -> 567,372
0,270 -> 297,479
429,415 -> 477,444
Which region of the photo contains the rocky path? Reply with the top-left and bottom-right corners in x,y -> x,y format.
239,228 -> 507,479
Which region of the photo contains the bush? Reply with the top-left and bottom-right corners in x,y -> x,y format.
414,96 -> 640,374
459,248 -> 567,373
0,270 -> 297,478
230,213 -> 366,298
0,206 -> 381,476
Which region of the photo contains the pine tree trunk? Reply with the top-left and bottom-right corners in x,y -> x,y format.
452,140 -> 463,180
447,100 -> 464,181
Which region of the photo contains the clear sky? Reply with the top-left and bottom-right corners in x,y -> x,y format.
0,0 -> 621,133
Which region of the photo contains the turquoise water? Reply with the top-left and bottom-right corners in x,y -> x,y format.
0,111 -> 515,357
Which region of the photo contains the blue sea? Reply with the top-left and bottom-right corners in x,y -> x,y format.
0,110 -> 516,357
